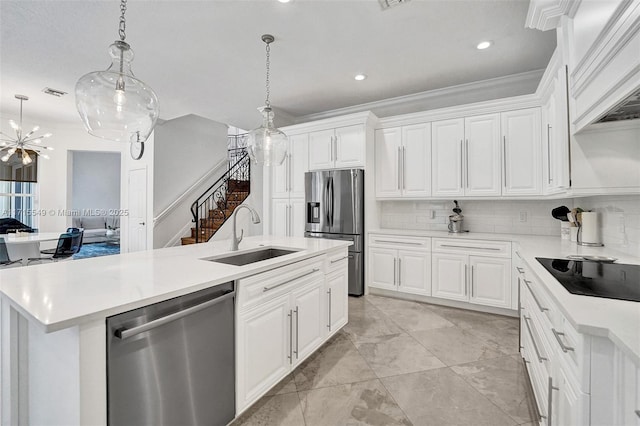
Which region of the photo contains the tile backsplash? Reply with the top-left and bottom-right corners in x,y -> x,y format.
380,195 -> 640,254
575,195 -> 640,254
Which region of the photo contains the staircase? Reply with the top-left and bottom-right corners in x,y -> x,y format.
181,148 -> 251,245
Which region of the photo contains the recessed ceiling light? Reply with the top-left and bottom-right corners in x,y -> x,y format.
476,41 -> 492,50
278,0 -> 291,3
354,74 -> 367,81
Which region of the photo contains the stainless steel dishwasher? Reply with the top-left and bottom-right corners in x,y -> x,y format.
107,282 -> 235,426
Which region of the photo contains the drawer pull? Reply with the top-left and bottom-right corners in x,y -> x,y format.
374,239 -> 423,246
263,268 -> 320,292
330,256 -> 349,264
524,280 -> 549,312
523,316 -> 548,363
516,267 -> 524,273
547,376 -> 559,426
552,328 -> 575,352
440,244 -> 501,251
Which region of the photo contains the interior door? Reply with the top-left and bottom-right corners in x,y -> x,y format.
127,167 -> 147,252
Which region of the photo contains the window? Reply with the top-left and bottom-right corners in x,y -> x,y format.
0,181 -> 37,228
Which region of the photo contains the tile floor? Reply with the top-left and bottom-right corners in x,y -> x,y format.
232,295 -> 538,426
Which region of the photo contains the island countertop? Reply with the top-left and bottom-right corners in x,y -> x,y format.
0,236 -> 351,333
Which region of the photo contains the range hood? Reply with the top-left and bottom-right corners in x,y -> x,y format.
596,88 -> 640,123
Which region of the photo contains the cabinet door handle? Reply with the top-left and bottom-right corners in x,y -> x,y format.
393,258 -> 397,286
547,124 -> 553,184
331,256 -> 349,264
440,244 -> 500,251
460,139 -> 464,189
327,288 -> 332,330
403,146 -> 407,190
398,258 -> 402,286
471,265 -> 474,297
288,309 -> 293,364
288,153 -> 293,191
503,136 -> 507,189
523,316 -> 548,362
465,139 -> 469,189
374,239 -> 423,246
552,328 -> 575,352
524,279 -> 549,312
333,135 -> 337,162
263,268 -> 320,292
398,146 -> 402,190
294,306 -> 299,358
464,264 -> 468,296
547,376 -> 559,426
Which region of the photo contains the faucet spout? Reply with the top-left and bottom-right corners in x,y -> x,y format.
230,205 -> 261,251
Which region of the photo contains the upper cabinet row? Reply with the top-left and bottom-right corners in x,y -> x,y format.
307,124 -> 366,171
375,107 -> 544,199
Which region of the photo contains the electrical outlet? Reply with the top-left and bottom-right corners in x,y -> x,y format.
519,212 -> 528,222
430,210 -> 435,219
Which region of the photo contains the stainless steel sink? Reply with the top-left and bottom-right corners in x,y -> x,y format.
203,247 -> 300,266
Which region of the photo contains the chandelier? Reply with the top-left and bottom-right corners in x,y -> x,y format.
75,0 -> 158,159
0,95 -> 53,165
247,34 -> 288,166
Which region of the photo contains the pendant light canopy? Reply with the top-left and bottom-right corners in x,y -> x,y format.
75,0 -> 159,148
0,95 -> 54,165
247,34 -> 288,166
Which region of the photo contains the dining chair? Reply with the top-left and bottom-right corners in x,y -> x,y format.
41,229 -> 84,256
67,228 -> 84,252
27,233 -> 76,265
0,238 -> 22,267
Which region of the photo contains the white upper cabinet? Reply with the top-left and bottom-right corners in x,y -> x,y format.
465,114 -> 502,196
501,108 -> 542,195
374,128 -> 401,198
402,124 -> 432,197
308,129 -> 335,171
432,118 -> 465,197
272,133 -> 309,199
309,125 -> 365,170
375,123 -> 431,198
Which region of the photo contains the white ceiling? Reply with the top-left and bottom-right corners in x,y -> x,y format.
0,0 -> 556,131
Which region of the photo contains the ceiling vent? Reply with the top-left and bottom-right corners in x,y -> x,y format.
42,87 -> 67,97
597,88 -> 640,123
379,0 -> 411,10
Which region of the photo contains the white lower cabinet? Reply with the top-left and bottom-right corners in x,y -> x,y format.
236,252 -> 349,414
368,235 -> 431,296
431,238 -> 512,309
326,267 -> 348,334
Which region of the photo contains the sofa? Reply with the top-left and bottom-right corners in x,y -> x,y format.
71,216 -> 120,244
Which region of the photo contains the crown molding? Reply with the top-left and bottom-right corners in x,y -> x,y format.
293,69 -> 544,125
526,0 -> 580,31
281,111 -> 378,134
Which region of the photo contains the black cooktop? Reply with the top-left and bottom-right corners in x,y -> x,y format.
536,258 -> 640,302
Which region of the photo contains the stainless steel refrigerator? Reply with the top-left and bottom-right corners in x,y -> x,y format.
304,169 -> 364,296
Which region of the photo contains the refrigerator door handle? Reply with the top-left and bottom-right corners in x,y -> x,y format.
324,177 -> 331,225
329,177 -> 335,227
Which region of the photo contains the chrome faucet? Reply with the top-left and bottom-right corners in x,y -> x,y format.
230,205 -> 261,251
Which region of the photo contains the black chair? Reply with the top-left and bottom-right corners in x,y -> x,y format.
27,233 -> 76,265
0,239 -> 22,267
41,229 -> 84,256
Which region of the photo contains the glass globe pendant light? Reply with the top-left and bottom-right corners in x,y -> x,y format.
75,0 -> 158,155
247,34 -> 288,166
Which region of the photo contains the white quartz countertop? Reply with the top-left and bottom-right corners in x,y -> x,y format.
371,228 -> 640,363
0,236 -> 351,333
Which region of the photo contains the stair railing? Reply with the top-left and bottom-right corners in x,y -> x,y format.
190,149 -> 250,243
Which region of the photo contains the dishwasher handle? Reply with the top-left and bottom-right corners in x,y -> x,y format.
115,290 -> 235,340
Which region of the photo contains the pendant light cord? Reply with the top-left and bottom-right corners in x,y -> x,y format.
18,98 -> 23,140
265,41 -> 271,108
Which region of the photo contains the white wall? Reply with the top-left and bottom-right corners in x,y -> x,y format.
71,151 -> 121,213
153,114 -> 228,216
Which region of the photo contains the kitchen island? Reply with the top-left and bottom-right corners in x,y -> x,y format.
0,236 -> 351,425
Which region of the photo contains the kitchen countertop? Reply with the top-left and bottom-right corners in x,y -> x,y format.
370,228 -> 640,363
0,236 -> 351,333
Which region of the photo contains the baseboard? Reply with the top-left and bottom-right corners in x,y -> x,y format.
164,221 -> 193,248
368,287 -> 519,318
